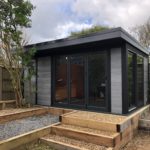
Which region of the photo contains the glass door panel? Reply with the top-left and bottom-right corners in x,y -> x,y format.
137,56 -> 144,106
128,52 -> 135,108
88,53 -> 107,108
55,56 -> 68,104
70,56 -> 85,105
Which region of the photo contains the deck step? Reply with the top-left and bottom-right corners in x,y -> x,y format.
61,111 -> 130,132
51,124 -> 120,147
41,134 -> 112,150
61,115 -> 119,132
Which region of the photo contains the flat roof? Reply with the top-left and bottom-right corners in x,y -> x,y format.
26,27 -> 149,55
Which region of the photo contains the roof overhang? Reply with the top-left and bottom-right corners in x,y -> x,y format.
25,27 -> 149,55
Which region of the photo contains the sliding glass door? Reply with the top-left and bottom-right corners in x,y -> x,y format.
55,56 -> 68,104
54,51 -> 109,111
70,56 -> 85,105
128,52 -> 135,108
128,51 -> 144,110
137,56 -> 144,106
88,53 -> 107,108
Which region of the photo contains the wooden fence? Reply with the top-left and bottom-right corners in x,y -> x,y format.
0,67 -> 15,100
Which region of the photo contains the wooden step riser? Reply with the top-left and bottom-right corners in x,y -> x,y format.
40,138 -> 85,150
51,126 -> 120,147
113,127 -> 133,150
62,116 -> 117,132
0,108 -> 49,124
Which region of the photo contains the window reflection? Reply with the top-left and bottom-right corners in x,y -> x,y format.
70,56 -> 85,105
137,56 -> 144,106
55,56 -> 68,103
88,53 -> 106,108
128,52 -> 135,108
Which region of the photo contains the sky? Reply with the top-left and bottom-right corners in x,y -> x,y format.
27,0 -> 150,44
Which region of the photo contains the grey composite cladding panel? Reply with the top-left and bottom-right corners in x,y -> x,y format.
144,58 -> 148,104
37,57 -> 51,106
111,48 -> 122,114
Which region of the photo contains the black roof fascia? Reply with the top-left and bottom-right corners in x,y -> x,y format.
25,27 -> 149,55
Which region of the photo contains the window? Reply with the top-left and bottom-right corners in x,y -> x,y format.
70,55 -> 85,105
128,51 -> 144,110
128,52 -> 135,108
55,56 -> 68,104
88,53 -> 107,108
137,56 -> 144,106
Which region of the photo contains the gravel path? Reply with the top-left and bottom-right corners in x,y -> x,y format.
0,113 -> 59,141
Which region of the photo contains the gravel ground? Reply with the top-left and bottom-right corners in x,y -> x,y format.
122,130 -> 150,150
141,110 -> 150,120
0,113 -> 59,141
16,141 -> 56,150
16,130 -> 150,150
44,134 -> 108,150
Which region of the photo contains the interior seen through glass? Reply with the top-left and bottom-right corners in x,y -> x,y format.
128,52 -> 144,110
137,56 -> 144,106
55,53 -> 107,109
55,56 -> 68,103
128,52 -> 135,108
88,53 -> 106,107
70,56 -> 85,105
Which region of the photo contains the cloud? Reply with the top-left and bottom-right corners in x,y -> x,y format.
26,0 -> 76,44
72,0 -> 150,28
27,0 -> 150,44
55,22 -> 92,39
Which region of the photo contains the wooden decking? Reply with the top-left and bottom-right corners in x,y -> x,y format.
41,105 -> 150,150
65,111 -> 127,124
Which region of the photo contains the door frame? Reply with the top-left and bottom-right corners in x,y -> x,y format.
127,50 -> 145,111
51,50 -> 111,112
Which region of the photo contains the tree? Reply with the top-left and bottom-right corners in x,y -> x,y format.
0,0 -> 35,107
132,18 -> 150,48
70,25 -> 110,37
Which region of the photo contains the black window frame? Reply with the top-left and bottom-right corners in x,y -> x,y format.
136,54 -> 144,107
127,50 -> 145,111
52,50 -> 111,112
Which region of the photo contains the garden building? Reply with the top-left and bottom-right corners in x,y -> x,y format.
25,27 -> 149,114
